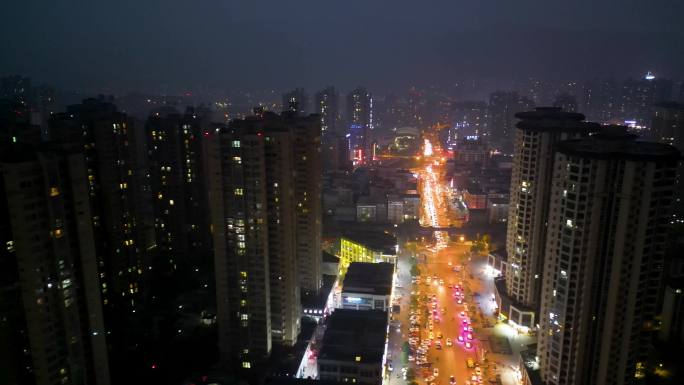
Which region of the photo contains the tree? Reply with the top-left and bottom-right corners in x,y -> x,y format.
406,368 -> 416,381
410,263 -> 420,277
470,234 -> 491,254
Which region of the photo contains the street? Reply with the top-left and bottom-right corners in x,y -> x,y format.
394,139 -> 533,385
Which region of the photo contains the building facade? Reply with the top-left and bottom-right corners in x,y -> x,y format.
503,107 -> 598,328
212,111 -> 321,370
538,132 -> 680,385
0,143 -> 110,385
346,88 -> 373,164
315,86 -> 339,135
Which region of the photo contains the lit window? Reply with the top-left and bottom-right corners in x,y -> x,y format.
169,199 -> 174,206
241,314 -> 249,320
240,271 -> 247,278
566,219 -> 573,228
232,140 -> 241,148
355,356 -> 361,362
49,187 -> 59,197
242,361 -> 251,369
233,156 -> 242,164
234,188 -> 243,196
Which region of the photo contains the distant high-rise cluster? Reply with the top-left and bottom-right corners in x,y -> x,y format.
488,91 -> 535,153
346,87 -> 373,164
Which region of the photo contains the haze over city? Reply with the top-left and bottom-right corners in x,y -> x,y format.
2,1 -> 684,94
1,2 -> 684,385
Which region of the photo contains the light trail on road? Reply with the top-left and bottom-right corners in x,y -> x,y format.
418,139 -> 449,250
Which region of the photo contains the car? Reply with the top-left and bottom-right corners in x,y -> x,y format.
426,375 -> 435,382
466,358 -> 475,368
408,355 -> 415,361
446,338 -> 452,346
388,363 -> 393,371
460,311 -> 466,317
457,334 -> 464,342
429,331 -> 434,339
433,368 -> 439,377
457,298 -> 463,304
462,319 -> 468,325
437,332 -> 443,339
449,376 -> 456,385
465,341 -> 472,349
435,341 -> 442,349
475,367 -> 481,376
467,333 -> 473,340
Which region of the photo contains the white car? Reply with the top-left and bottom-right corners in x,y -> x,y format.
433,368 -> 439,377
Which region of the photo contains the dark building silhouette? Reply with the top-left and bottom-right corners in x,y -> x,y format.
315,86 -> 340,136
283,88 -> 308,115
0,143 -> 110,385
145,106 -> 214,275
488,91 -> 535,153
538,129 -> 680,385
51,98 -> 151,313
346,87 -> 373,164
211,110 -> 321,371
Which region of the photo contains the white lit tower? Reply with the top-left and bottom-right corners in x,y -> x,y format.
503,107 -> 598,327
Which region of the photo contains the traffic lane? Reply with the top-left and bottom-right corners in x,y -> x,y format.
418,264 -> 483,383
388,251 -> 414,385
418,286 -> 482,384
429,249 -> 487,380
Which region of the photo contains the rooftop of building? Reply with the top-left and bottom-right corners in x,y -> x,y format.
227,110 -> 320,135
515,107 -> 600,133
655,101 -> 684,110
341,231 -> 397,255
488,197 -> 509,205
318,309 -> 387,364
556,130 -> 681,162
342,262 -> 394,296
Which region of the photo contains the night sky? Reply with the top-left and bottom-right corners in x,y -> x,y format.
2,0 -> 683,94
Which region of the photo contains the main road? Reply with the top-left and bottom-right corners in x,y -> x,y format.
403,138 -> 530,385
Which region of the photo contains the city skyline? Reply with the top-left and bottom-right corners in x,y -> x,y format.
2,2 -> 684,94
2,3 -> 684,385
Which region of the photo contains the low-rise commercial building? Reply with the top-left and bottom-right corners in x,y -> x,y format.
341,262 -> 394,311
317,309 -> 388,385
487,197 -> 509,223
339,232 -> 397,269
